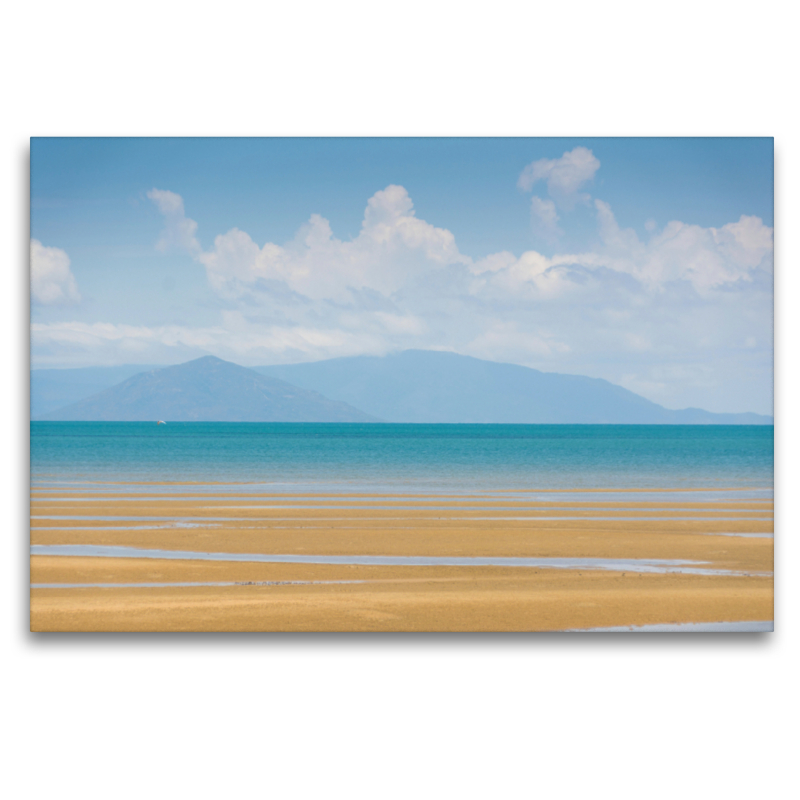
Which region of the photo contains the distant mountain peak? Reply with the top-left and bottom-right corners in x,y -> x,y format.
184,354 -> 229,365
33,350 -> 773,425
40,356 -> 381,422
254,349 -> 773,425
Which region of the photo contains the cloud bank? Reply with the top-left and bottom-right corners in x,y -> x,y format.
31,167 -> 773,414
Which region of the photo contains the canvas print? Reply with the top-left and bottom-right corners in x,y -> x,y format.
29,137 -> 774,632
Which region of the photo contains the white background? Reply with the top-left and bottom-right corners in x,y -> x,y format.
3,2 -> 796,798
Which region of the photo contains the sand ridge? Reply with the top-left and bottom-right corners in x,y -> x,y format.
29,488 -> 774,632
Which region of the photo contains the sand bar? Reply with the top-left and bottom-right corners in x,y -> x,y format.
30,557 -> 773,632
30,487 -> 774,632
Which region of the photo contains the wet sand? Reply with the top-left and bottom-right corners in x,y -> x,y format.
29,488 -> 773,632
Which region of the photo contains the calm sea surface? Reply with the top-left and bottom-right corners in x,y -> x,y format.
30,422 -> 774,494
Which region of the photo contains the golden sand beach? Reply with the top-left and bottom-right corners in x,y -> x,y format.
30,488 -> 773,632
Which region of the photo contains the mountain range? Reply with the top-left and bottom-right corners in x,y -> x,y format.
38,356 -> 377,422
33,350 -> 773,424
254,350 -> 772,424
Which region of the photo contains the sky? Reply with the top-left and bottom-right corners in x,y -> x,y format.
30,137 -> 774,415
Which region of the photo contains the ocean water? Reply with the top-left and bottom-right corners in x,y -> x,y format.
30,422 -> 774,494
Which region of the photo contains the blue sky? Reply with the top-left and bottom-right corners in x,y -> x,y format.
30,137 -> 773,414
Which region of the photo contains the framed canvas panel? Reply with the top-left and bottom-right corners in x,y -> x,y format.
29,137 -> 774,632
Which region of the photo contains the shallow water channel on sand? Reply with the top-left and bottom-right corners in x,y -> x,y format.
31,543 -> 763,576
566,620 -> 773,632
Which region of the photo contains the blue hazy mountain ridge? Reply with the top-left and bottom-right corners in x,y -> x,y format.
39,356 -> 380,422
253,350 -> 773,424
32,350 -> 773,424
31,364 -> 160,418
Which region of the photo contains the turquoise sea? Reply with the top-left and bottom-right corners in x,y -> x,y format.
30,422 -> 774,494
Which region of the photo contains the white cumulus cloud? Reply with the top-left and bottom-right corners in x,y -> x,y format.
590,200 -> 773,291
147,188 -> 201,256
123,183 -> 774,413
517,146 -> 600,208
470,203 -> 773,296
529,196 -> 562,241
151,184 -> 470,305
30,240 -> 81,305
